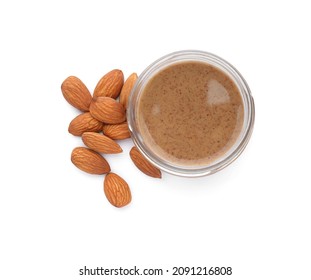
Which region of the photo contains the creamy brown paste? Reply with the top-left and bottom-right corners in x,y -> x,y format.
137,61 -> 244,166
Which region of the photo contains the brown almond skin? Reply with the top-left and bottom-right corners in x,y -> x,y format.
102,122 -> 131,140
119,73 -> 138,109
71,147 -> 110,175
89,97 -> 126,124
68,112 -> 103,136
104,173 -> 131,208
129,147 -> 162,178
93,69 -> 124,99
82,132 -> 122,154
61,76 -> 92,111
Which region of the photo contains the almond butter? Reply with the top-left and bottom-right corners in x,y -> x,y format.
119,73 -> 138,109
82,132 -> 122,154
89,97 -> 126,124
93,69 -> 124,99
68,112 -> 103,136
61,76 -> 92,111
129,146 -> 162,178
71,147 -> 110,174
104,173 -> 131,208
102,122 -> 131,140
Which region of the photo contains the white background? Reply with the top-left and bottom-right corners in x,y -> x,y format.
0,0 -> 310,279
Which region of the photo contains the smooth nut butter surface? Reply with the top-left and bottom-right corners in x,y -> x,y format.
137,61 -> 244,166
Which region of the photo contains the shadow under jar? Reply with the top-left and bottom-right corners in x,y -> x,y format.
128,50 -> 255,177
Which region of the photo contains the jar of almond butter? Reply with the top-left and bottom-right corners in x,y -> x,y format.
128,50 -> 255,177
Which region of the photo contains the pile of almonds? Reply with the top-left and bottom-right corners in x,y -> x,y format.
61,70 -> 161,208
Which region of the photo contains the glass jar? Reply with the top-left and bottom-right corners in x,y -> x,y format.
127,50 -> 255,177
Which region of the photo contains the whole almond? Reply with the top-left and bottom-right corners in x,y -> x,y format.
119,73 -> 138,109
71,147 -> 110,174
129,147 -> 162,178
93,69 -> 124,99
68,112 -> 103,136
61,76 -> 92,111
89,97 -> 126,124
82,132 -> 122,154
104,173 -> 131,208
103,122 -> 131,140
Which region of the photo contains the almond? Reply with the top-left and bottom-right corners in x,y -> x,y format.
93,69 -> 124,99
71,147 -> 110,174
61,76 -> 92,111
68,112 -> 103,136
129,146 -> 162,178
82,132 -> 122,154
89,97 -> 126,124
119,73 -> 138,109
102,122 -> 131,140
104,173 -> 131,208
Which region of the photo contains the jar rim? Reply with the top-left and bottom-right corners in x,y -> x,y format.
127,50 -> 255,177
